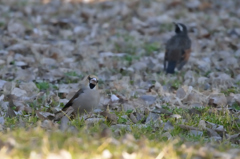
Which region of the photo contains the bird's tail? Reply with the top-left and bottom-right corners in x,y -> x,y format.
166,61 -> 176,74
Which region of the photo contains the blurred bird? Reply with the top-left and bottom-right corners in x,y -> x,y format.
164,23 -> 191,74
61,75 -> 100,117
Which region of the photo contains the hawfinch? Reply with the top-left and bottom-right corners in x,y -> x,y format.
61,75 -> 100,116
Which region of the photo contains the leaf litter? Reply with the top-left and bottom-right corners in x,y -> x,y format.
0,0 -> 240,158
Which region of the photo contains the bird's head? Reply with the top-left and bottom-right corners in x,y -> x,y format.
86,75 -> 98,89
174,22 -> 188,35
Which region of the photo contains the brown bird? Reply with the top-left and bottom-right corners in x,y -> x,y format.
61,75 -> 100,116
164,23 -> 191,74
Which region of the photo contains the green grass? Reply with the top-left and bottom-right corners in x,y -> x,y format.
171,80 -> 181,89
159,23 -> 174,32
36,82 -> 50,91
121,54 -> 141,65
63,72 -> 84,83
221,87 -> 240,95
232,102 -> 240,110
0,127 -> 183,159
114,34 -> 138,55
36,82 -> 58,91
142,42 -> 160,56
64,71 -> 82,77
1,105 -> 240,158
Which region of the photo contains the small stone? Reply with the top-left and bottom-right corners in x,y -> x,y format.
163,121 -> 174,131
102,149 -> 112,159
85,118 -> 104,126
146,112 -> 160,124
129,113 -> 138,124
11,88 -> 27,97
176,87 -> 186,99
140,95 -> 156,105
189,130 -> 203,136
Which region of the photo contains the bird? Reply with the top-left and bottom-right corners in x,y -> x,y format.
60,75 -> 100,118
164,22 -> 191,74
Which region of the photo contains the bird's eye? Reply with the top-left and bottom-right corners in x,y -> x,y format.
88,76 -> 91,81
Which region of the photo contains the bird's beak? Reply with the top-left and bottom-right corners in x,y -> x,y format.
90,78 -> 98,85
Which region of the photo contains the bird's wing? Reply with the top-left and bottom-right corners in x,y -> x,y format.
164,51 -> 168,70
164,37 -> 180,73
62,87 -> 85,111
165,36 -> 191,72
177,48 -> 191,70
177,38 -> 191,70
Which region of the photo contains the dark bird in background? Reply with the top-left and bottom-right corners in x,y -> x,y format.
164,23 -> 191,74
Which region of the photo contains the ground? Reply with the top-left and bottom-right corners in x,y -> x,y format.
0,0 -> 240,158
